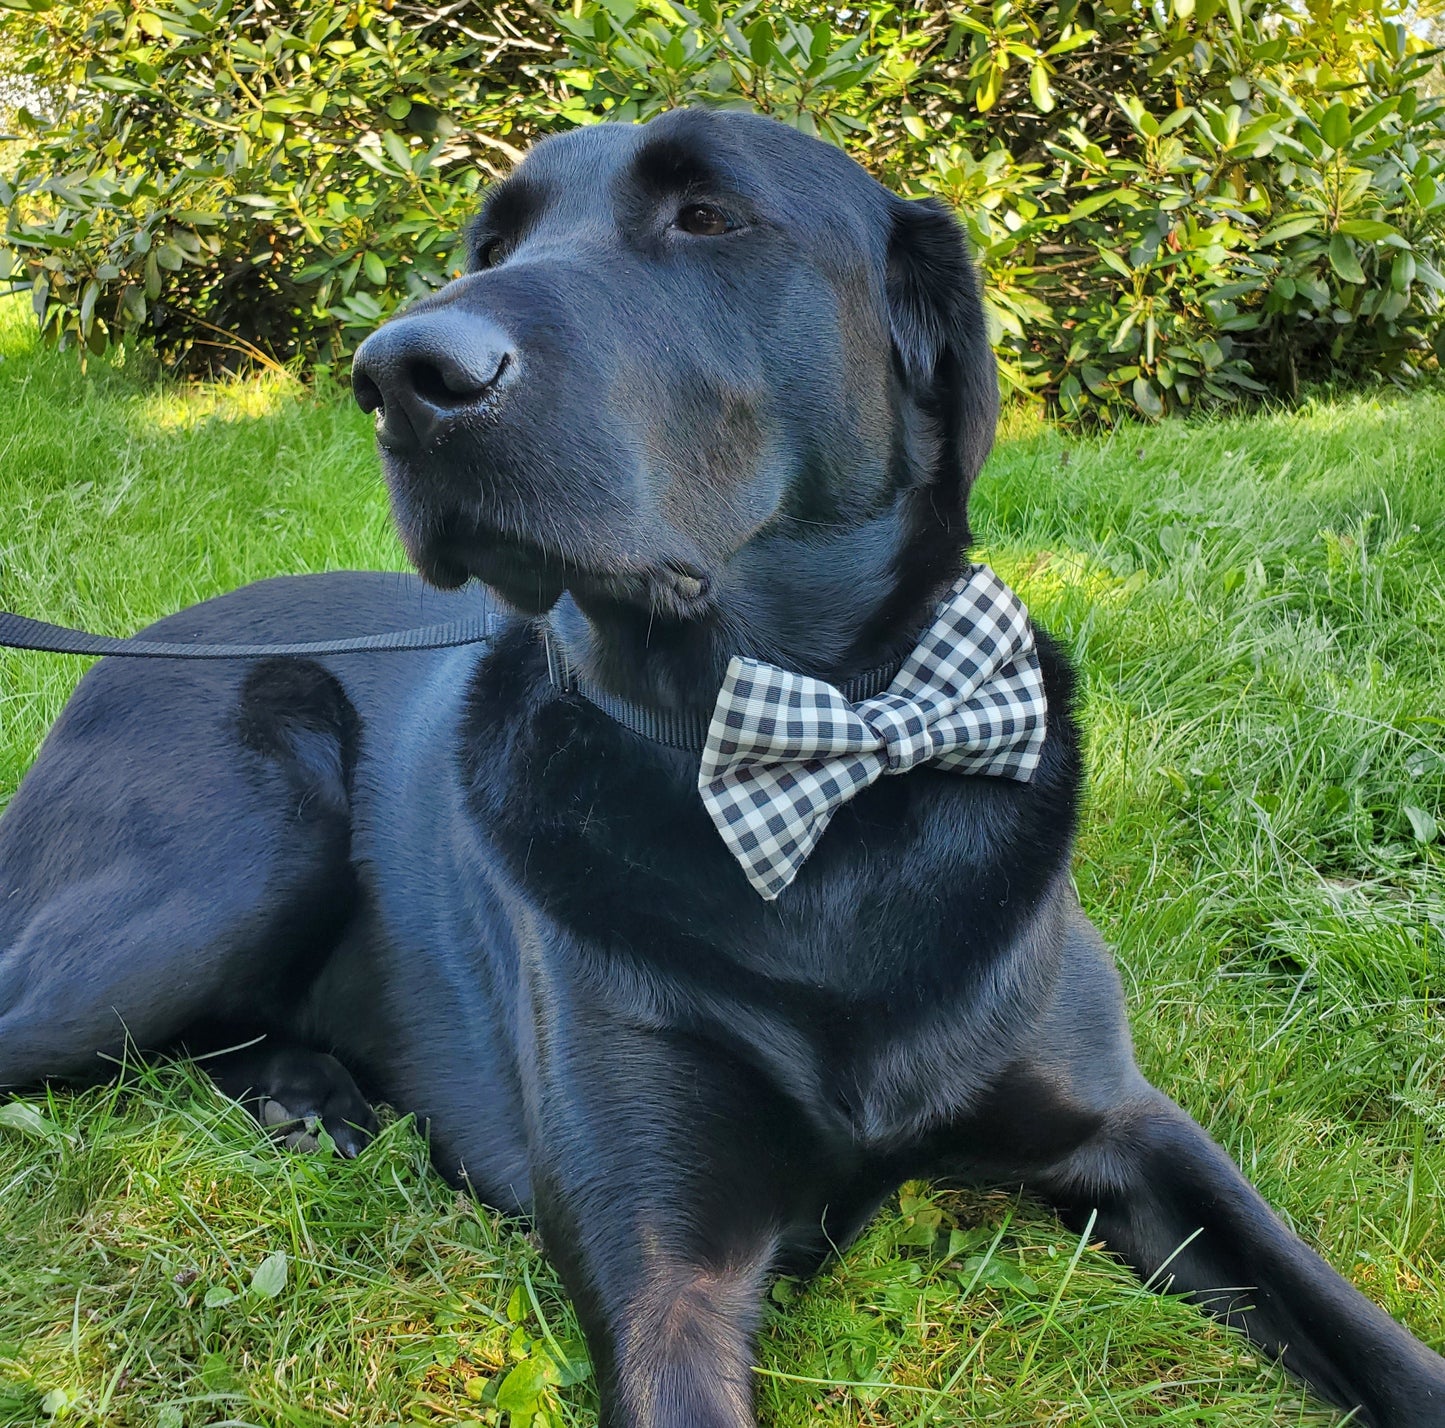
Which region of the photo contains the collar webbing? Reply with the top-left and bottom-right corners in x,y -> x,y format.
540,623 -> 903,753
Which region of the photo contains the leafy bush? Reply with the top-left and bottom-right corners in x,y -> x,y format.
0,0 -> 556,371
2,0 -> 1443,419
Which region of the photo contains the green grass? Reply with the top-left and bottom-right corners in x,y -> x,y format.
1,296 -> 1442,1427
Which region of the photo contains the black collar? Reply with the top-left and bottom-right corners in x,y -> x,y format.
540,622 -> 903,753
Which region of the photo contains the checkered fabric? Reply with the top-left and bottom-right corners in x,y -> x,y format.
698,564 -> 1048,900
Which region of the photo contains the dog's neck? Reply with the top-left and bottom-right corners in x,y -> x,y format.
543,508 -> 964,717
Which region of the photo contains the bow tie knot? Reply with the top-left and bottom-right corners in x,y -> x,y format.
698,565 -> 1049,900
859,696 -> 935,773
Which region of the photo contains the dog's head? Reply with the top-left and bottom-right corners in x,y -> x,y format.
352,108 -> 996,688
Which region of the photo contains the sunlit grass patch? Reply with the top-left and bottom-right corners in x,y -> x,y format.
134,372 -> 304,432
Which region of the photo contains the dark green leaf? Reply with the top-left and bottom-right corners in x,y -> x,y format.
1337,218 -> 1397,242
1133,376 -> 1165,418
1321,102 -> 1351,150
1328,234 -> 1366,284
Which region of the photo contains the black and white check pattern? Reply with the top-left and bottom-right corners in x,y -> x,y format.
698,565 -> 1048,900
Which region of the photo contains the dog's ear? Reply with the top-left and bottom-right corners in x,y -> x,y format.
886,196 -> 998,503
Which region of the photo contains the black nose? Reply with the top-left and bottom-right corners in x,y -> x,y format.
351,308 -> 516,451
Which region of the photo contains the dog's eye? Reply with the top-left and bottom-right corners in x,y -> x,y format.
675,203 -> 730,237
475,236 -> 506,269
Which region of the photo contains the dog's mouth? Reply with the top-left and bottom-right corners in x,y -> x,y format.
412,516 -> 711,620
416,524 -> 565,611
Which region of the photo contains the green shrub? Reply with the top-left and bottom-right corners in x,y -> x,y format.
0,0 -> 557,372
2,0 -> 1443,419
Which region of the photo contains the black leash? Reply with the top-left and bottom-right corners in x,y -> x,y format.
1,605 -> 903,754
0,608 -> 501,661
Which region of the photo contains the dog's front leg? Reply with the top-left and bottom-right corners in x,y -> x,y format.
525,1018 -> 791,1428
564,1238 -> 773,1428
1034,1087 -> 1445,1427
988,913 -> 1445,1426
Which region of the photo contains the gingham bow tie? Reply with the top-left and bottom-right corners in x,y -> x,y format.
698,564 -> 1047,900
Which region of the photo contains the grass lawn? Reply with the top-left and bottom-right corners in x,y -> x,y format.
1,295 -> 1442,1428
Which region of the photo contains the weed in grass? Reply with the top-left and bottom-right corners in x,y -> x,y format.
1,298 -> 1441,1424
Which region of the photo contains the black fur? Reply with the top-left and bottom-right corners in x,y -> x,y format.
2,109 -> 1442,1426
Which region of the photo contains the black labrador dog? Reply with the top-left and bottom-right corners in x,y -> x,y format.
2,108 -> 1442,1426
